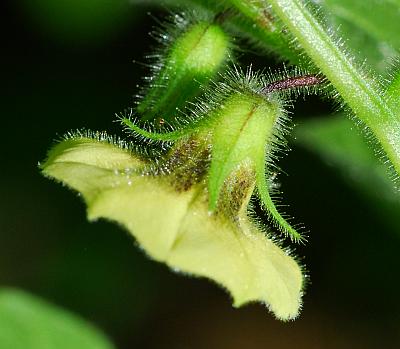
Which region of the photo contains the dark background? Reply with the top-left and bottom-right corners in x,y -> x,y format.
1,1 -> 399,348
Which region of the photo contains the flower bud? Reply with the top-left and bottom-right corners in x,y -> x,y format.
41,129 -> 303,320
137,16 -> 231,123
124,67 -> 303,241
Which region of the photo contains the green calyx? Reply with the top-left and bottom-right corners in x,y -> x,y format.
208,91 -> 303,242
207,92 -> 279,211
124,70 -> 303,242
138,18 -> 231,123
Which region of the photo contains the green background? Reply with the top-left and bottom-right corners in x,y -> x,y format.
1,1 -> 399,348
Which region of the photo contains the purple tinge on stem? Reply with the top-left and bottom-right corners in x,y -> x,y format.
261,74 -> 323,94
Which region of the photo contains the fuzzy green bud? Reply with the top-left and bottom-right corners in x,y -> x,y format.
138,20 -> 231,123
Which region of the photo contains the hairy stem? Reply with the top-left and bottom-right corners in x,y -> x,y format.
241,0 -> 400,177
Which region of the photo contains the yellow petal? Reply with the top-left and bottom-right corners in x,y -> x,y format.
42,135 -> 303,320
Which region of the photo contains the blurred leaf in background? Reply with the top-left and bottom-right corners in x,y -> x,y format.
0,288 -> 115,349
294,115 -> 400,237
18,0 -> 134,45
317,0 -> 400,71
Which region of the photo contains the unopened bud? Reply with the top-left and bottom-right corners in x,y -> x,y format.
138,18 -> 231,122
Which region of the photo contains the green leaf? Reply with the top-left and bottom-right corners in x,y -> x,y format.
21,0 -> 133,45
323,0 -> 400,49
0,288 -> 115,349
41,135 -> 304,320
294,115 -> 400,235
317,0 -> 399,72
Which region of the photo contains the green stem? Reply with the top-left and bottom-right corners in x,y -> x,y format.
226,0 -> 304,64
243,0 -> 400,177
